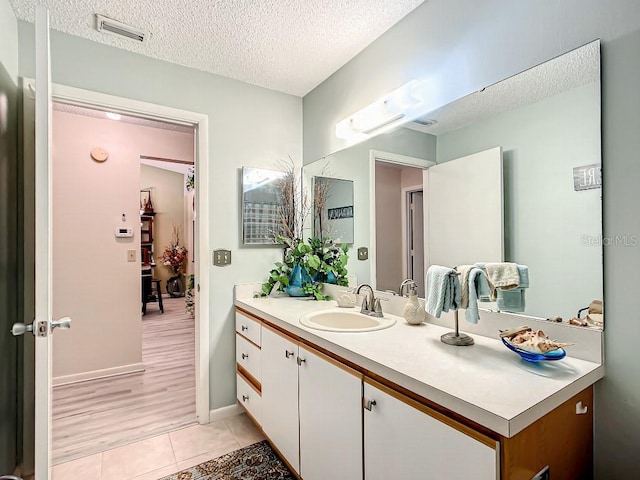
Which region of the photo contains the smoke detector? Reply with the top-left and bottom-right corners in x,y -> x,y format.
95,14 -> 149,43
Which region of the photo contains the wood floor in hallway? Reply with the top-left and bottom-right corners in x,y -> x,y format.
52,297 -> 196,465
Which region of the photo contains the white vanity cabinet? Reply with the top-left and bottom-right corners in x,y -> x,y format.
235,310 -> 262,425
261,326 -> 300,473
299,345 -> 363,480
261,324 -> 363,479
363,379 -> 498,480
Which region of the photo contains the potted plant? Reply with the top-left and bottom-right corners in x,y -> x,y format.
256,159 -> 349,300
160,226 -> 188,297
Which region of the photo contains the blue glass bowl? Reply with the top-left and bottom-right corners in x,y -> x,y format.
501,337 -> 566,362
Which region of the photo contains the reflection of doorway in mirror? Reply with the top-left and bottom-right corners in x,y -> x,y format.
374,160 -> 425,295
406,190 -> 425,297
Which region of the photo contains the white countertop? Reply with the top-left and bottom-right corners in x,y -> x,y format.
235,295 -> 604,438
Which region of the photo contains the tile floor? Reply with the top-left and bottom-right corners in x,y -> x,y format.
51,413 -> 265,480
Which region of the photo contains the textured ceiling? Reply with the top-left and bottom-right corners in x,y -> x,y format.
410,41 -> 600,135
10,0 -> 426,96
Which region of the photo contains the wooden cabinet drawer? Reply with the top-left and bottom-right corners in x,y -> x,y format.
236,333 -> 262,384
237,372 -> 262,426
235,310 -> 261,346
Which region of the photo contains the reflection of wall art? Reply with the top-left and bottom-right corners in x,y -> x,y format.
140,189 -> 154,213
328,205 -> 353,220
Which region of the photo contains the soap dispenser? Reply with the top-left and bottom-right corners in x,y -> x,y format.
402,285 -> 424,325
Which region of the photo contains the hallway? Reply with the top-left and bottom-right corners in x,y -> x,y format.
52,297 -> 196,464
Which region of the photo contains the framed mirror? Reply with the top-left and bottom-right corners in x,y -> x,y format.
313,176 -> 355,244
303,40 -> 603,329
241,166 -> 287,245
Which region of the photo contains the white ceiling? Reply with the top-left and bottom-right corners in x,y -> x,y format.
10,0 -> 426,96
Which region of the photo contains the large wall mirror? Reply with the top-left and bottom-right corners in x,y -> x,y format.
303,40 -> 603,329
313,176 -> 355,244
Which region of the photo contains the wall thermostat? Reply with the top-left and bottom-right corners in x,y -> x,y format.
115,227 -> 134,238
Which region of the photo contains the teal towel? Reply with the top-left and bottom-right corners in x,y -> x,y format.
464,267 -> 485,324
425,265 -> 461,318
497,288 -> 526,313
517,265 -> 529,288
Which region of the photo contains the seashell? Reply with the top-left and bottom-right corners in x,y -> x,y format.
502,327 -> 573,353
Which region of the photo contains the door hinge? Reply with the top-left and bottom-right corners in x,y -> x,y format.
363,397 -> 376,411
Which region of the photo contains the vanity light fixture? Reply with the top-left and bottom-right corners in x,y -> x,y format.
106,112 -> 122,121
335,80 -> 429,140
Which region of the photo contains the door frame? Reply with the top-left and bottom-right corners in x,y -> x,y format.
369,149 -> 434,290
25,78 -> 211,424
401,186 -> 424,282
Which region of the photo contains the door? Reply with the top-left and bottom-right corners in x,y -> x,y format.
426,146 -> 503,268
0,26 -> 20,476
9,7 -> 74,478
260,327 -> 299,473
363,379 -> 498,479
299,346 -> 363,480
407,190 -> 425,297
34,6 -> 53,477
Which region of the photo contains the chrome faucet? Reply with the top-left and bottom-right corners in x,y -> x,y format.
356,284 -> 383,317
398,278 -> 416,297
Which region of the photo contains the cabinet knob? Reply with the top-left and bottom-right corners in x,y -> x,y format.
241,325 -> 248,332
242,395 -> 249,402
241,353 -> 248,360
297,357 -> 306,366
285,350 -> 294,359
363,398 -> 377,411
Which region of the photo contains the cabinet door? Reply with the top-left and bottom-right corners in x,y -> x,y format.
261,327 -> 300,473
299,346 -> 363,480
364,381 -> 498,480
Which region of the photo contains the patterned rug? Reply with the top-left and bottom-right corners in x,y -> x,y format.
160,440 -> 295,480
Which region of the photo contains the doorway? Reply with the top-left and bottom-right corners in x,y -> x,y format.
21,79 -> 211,469
49,103 -> 198,463
370,150 -> 431,296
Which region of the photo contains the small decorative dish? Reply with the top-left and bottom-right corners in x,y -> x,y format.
499,326 -> 572,363
501,337 -> 566,362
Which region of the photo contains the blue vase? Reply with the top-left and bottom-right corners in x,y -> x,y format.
325,271 -> 337,284
285,264 -> 313,297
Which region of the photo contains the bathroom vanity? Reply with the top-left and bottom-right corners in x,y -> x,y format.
234,285 -> 603,480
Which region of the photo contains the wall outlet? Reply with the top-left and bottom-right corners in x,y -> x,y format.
213,249 -> 232,266
357,247 -> 369,261
127,249 -> 136,262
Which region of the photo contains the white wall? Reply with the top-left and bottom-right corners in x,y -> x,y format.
0,0 -> 17,83
19,22 -> 302,409
302,0 -> 640,476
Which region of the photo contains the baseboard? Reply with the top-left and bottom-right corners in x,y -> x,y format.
52,362 -> 145,386
209,403 -> 243,423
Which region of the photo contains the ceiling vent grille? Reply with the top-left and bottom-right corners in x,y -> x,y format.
412,118 -> 437,127
95,14 -> 149,43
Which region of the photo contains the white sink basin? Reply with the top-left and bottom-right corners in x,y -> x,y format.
299,309 -> 397,332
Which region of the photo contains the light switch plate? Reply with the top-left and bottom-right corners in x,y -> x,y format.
357,247 -> 368,261
213,249 -> 232,266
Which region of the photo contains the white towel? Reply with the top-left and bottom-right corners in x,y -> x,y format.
456,265 -> 474,309
483,262 -> 520,300
425,265 -> 461,318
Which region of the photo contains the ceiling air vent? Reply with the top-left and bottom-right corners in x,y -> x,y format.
412,118 -> 437,127
95,14 -> 149,43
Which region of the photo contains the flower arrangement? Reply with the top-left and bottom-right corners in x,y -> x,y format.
160,226 -> 188,274
256,158 -> 349,300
